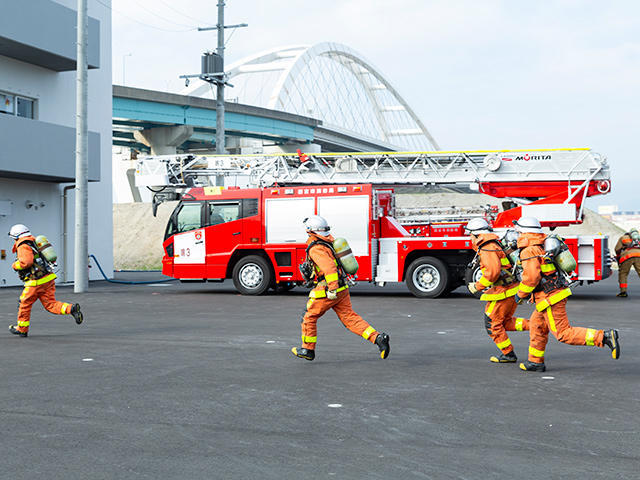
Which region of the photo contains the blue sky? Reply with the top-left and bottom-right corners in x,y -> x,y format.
108,0 -> 640,210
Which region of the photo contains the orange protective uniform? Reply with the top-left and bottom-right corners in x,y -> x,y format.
517,232 -> 605,364
614,233 -> 640,292
300,233 -> 379,350
472,233 -> 529,355
12,236 -> 73,334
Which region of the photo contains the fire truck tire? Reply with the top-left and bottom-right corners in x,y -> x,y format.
406,256 -> 449,298
464,264 -> 484,299
232,255 -> 273,295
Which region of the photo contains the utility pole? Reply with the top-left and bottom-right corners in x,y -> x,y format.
74,0 -> 88,292
180,2 -> 246,186
215,1 -> 225,157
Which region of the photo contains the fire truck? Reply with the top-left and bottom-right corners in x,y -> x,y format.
135,148 -> 613,298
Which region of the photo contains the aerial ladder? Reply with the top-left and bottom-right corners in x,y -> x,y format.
134,148 -> 611,228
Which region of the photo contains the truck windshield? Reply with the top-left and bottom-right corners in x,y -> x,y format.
166,202 -> 203,237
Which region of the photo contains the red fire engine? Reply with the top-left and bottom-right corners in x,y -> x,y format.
136,148 -> 613,298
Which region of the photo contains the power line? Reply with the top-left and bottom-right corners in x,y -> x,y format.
153,0 -> 216,27
93,0 -> 197,32
128,0 -> 197,29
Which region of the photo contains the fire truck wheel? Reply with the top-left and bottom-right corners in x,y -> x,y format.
464,264 -> 484,299
406,256 -> 449,298
232,255 -> 273,295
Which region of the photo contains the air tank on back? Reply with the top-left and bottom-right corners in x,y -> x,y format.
333,237 -> 359,274
35,235 -> 57,264
544,235 -> 576,273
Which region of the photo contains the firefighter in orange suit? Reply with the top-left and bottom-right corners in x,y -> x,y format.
513,217 -> 620,372
8,224 -> 83,337
465,218 -> 529,363
291,215 -> 390,361
614,229 -> 640,297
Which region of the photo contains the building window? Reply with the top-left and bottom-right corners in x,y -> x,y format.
16,97 -> 34,118
0,91 -> 35,119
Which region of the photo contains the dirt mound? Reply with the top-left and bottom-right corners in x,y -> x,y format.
113,202 -> 177,270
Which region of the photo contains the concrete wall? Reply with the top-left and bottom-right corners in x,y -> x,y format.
0,0 -> 112,287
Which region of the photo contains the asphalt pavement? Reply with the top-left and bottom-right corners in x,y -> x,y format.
0,273 -> 638,479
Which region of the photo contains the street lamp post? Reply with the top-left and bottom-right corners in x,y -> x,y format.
122,53 -> 132,86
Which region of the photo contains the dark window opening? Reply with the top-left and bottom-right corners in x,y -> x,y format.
274,251 -> 292,267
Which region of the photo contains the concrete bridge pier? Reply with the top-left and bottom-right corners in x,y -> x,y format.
133,125 -> 194,155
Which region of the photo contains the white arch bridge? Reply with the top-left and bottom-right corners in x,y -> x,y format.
184,42 -> 439,152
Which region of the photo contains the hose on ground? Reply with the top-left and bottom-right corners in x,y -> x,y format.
89,255 -> 177,285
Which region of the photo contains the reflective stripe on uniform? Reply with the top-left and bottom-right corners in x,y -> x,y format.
24,273 -> 57,287
536,288 -> 572,312
361,326 -> 376,340
301,335 -> 317,344
518,283 -> 535,294
480,292 -> 505,301
529,346 -> 545,358
496,338 -> 512,349
546,307 -> 557,332
478,276 -> 494,288
486,301 -> 497,315
501,257 -> 511,266
620,283 -> 628,289
325,272 -> 339,283
12,261 -> 23,270
585,328 -> 597,346
515,318 -> 525,331
61,303 -> 71,314
540,263 -> 557,273
308,285 -> 348,298
17,320 -> 29,327
480,285 -> 519,301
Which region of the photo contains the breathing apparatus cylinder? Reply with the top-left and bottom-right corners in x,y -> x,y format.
333,237 -> 359,274
544,235 -> 576,273
500,230 -> 520,266
35,235 -> 57,264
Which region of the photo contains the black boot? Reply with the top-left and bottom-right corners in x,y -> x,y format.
291,346 -> 315,361
375,332 -> 390,359
9,325 -> 28,337
617,291 -> 628,298
603,329 -> 621,359
490,351 -> 517,363
519,360 -> 546,372
70,304 -> 83,325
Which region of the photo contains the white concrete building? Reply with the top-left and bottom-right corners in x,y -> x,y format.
0,0 -> 112,286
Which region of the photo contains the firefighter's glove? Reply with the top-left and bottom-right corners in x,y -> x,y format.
515,294 -> 526,305
467,283 -> 478,295
327,289 -> 338,300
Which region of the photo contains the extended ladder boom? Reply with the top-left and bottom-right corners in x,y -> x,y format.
134,148 -> 611,226
135,148 -> 609,189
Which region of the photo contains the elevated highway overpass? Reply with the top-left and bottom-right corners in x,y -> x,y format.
112,85 -> 398,154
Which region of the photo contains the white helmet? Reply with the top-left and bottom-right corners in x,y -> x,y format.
464,218 -> 492,234
303,215 -> 330,235
8,224 -> 31,240
513,216 -> 542,233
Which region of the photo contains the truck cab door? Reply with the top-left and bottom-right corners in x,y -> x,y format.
205,200 -> 242,278
168,201 -> 207,279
